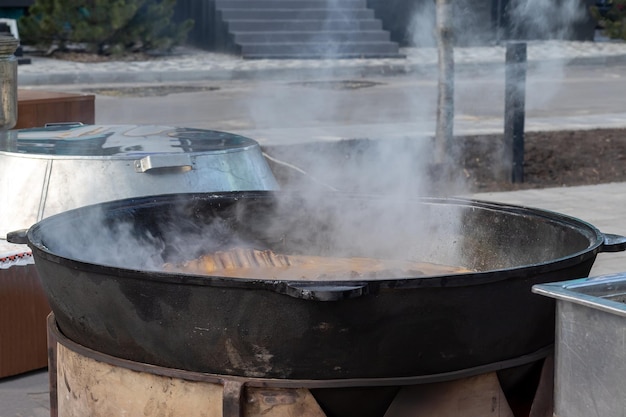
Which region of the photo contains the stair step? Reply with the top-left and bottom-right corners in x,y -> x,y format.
215,0 -> 367,8
240,41 -> 400,56
227,19 -> 383,31
210,0 -> 401,60
220,9 -> 374,20
233,30 -> 390,43
243,51 -> 404,59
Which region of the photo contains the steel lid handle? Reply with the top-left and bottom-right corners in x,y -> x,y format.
134,154 -> 193,173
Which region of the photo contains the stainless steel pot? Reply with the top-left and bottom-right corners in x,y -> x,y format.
0,124 -> 278,239
533,275 -> 626,417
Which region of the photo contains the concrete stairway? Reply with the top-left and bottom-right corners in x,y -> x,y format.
215,0 -> 403,59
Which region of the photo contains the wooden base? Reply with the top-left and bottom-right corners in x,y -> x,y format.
16,89 -> 95,129
48,315 -> 554,417
384,372 -> 515,417
56,343 -> 326,417
0,265 -> 50,378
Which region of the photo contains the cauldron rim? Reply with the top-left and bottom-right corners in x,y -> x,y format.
26,191 -> 604,290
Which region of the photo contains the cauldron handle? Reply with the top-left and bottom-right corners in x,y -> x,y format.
6,229 -> 28,245
283,282 -> 368,301
600,233 -> 626,253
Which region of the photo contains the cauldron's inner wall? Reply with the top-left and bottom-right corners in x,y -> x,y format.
456,208 -> 595,270
33,193 -> 596,275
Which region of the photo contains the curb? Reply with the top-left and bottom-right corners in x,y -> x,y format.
16,53 -> 626,86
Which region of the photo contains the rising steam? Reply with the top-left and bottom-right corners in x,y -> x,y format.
33,0 -> 593,275
507,0 -> 588,40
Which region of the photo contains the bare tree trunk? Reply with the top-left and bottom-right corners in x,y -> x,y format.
435,0 -> 454,165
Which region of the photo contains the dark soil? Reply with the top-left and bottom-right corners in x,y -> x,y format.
462,128 -> 626,192
266,128 -> 626,195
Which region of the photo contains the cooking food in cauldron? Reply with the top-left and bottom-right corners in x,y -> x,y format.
163,247 -> 471,280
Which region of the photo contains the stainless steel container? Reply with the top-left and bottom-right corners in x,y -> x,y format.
0,124 -> 278,239
533,274 -> 626,417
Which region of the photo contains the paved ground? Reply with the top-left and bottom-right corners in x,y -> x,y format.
4,40 -> 626,416
19,40 -> 626,146
17,40 -> 626,86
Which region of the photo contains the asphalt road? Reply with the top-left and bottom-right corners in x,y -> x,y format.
37,60 -> 626,146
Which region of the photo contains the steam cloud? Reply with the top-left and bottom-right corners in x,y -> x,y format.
35,0 -> 591,276
35,192 -> 469,276
507,0 -> 587,40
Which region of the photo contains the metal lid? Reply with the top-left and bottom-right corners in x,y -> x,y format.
0,124 -> 260,157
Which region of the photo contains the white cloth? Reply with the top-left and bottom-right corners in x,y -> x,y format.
0,239 -> 34,268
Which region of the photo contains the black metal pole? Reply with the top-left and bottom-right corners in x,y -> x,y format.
504,42 -> 527,183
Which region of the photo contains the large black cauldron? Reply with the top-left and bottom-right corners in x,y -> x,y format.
23,191 -> 626,380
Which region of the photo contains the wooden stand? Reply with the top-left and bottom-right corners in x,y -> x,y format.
0,264 -> 50,378
48,315 -> 554,417
16,90 -> 95,129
